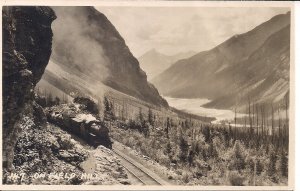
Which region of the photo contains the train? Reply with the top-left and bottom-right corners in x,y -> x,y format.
46,109 -> 113,149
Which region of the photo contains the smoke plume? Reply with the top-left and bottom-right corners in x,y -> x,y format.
51,7 -> 110,84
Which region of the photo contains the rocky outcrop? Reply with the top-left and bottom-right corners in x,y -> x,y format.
2,6 -> 56,170
4,118 -> 87,184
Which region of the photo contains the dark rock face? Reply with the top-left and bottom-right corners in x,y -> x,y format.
2,6 -> 56,170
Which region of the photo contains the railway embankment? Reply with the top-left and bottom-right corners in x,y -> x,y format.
4,96 -> 129,185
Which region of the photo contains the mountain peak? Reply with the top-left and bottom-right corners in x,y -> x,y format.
139,49 -> 196,80
142,48 -> 165,57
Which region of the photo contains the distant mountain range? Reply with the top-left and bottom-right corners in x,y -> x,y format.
152,12 -> 290,109
139,49 -> 196,80
38,6 -> 168,107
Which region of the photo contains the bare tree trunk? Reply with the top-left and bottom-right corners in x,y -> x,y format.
252,103 -> 255,129
261,105 -> 265,142
256,104 -> 259,136
235,107 -> 237,129
278,107 -> 281,148
285,92 -> 289,126
285,92 -> 289,144
266,112 -> 269,137
253,161 -> 257,186
248,97 -> 252,134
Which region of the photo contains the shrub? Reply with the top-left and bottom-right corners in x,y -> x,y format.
156,150 -> 170,166
124,136 -> 136,148
193,159 -> 210,177
228,171 -> 245,186
181,172 -> 190,183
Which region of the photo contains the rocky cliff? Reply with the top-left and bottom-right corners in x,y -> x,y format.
2,6 -> 56,170
42,6 -> 168,107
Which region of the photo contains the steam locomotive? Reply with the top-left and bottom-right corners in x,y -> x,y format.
46,110 -> 112,149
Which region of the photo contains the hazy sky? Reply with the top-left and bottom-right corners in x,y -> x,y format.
96,6 -> 289,57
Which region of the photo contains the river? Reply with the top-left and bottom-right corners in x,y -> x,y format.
164,96 -> 245,123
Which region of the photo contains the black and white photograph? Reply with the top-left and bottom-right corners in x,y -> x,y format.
1,1 -> 295,188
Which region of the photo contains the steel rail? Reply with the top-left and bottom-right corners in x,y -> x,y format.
113,149 -> 162,185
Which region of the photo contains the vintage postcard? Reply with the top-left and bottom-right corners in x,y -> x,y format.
0,0 -> 295,190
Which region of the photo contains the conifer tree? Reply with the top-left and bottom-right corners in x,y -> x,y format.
165,141 -> 172,160
179,134 -> 189,163
188,150 -> 194,167
230,140 -> 246,171
148,108 -> 154,126
256,159 -> 263,175
267,150 -> 277,177
279,151 -> 288,177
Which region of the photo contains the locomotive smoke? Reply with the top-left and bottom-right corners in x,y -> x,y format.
51,7 -> 110,89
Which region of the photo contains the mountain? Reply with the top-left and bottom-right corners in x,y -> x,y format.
152,12 -> 290,109
204,25 -> 290,109
139,49 -> 196,80
38,7 -> 168,107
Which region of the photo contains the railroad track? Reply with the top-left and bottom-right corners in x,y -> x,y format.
112,148 -> 165,185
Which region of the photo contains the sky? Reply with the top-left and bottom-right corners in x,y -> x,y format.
96,6 -> 290,57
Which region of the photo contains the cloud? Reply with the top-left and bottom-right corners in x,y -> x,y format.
137,24 -> 162,40
96,6 -> 290,57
